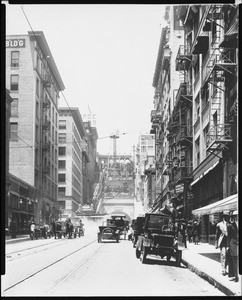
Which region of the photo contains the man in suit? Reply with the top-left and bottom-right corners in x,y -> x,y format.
227,213 -> 239,282
216,212 -> 229,276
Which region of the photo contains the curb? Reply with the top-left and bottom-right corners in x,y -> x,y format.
181,259 -> 236,296
5,237 -> 30,244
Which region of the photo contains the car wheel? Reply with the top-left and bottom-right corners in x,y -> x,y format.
176,250 -> 182,267
141,246 -> 147,264
136,245 -> 141,259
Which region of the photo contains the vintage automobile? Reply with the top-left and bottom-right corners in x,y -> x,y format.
70,217 -> 85,238
110,214 -> 129,240
55,220 -> 67,238
97,219 -> 119,243
131,215 -> 145,248
135,212 -> 185,266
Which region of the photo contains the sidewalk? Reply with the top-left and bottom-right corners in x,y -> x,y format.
182,242 -> 241,296
5,235 -> 30,244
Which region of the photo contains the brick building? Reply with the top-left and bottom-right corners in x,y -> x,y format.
6,31 -> 65,226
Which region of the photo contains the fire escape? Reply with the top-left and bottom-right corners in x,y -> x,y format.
42,74 -> 52,179
202,5 -> 236,158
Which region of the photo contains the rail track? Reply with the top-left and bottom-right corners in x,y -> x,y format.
3,238 -> 99,294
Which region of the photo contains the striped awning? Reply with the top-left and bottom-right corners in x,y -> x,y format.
192,194 -> 238,216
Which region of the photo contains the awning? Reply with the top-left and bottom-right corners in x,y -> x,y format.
192,32 -> 209,54
190,160 -> 219,187
192,193 -> 238,216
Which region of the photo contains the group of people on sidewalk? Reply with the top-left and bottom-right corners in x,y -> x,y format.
216,212 -> 239,282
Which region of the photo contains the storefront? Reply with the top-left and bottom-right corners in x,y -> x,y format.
192,193 -> 238,245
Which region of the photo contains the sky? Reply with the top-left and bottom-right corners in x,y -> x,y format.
5,3 -> 167,155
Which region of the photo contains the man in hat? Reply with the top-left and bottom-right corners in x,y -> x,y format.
227,212 -> 239,282
216,212 -> 229,276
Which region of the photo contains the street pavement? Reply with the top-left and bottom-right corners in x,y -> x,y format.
5,235 -> 241,296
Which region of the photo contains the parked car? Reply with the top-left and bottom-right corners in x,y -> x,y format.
136,213 -> 185,266
109,214 -> 129,240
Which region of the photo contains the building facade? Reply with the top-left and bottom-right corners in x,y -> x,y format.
83,122 -> 99,205
58,107 -> 86,218
134,134 -> 155,211
6,31 -> 65,226
150,4 -> 238,244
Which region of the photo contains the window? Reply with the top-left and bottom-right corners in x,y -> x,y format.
35,124 -> 39,142
10,123 -> 18,140
36,78 -> 39,96
55,112 -> 57,127
52,107 -> 54,122
52,126 -> 54,141
58,147 -> 66,155
10,75 -> 19,91
35,148 -> 39,166
195,137 -> 200,165
10,98 -> 18,116
55,149 -> 57,163
59,133 -> 66,143
58,187 -> 66,196
58,173 -> 66,183
59,120 -> 66,129
11,51 -> 19,67
58,160 -> 66,169
36,101 -> 39,119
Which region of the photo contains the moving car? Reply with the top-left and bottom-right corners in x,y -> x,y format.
136,212 -> 185,266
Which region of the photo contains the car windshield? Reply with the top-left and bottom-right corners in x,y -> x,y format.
148,215 -> 170,229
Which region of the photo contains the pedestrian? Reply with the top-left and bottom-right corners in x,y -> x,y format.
192,221 -> 200,245
51,219 -> 56,239
179,219 -> 187,248
216,213 -> 229,276
10,220 -> 17,238
227,214 -> 239,282
187,220 -> 194,243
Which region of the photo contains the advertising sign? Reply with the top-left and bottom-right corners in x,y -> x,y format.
6,39 -> 26,48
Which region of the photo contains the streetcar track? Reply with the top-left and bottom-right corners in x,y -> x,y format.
49,243 -> 104,294
6,238 -> 65,256
3,239 -> 97,293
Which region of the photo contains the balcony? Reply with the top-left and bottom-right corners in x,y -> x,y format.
176,45 -> 192,71
206,124 -> 233,152
162,45 -> 171,71
176,125 -> 193,145
43,75 -> 51,88
174,83 -> 193,108
42,141 -> 50,152
42,120 -> 50,131
43,97 -> 50,109
174,166 -> 193,183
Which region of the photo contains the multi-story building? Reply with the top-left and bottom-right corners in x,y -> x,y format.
58,107 -> 87,218
134,134 -> 155,210
150,4 -> 238,244
179,4 -> 238,243
150,6 -> 188,216
5,90 -> 13,229
58,110 -> 99,218
6,31 -> 65,225
83,121 -> 99,205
